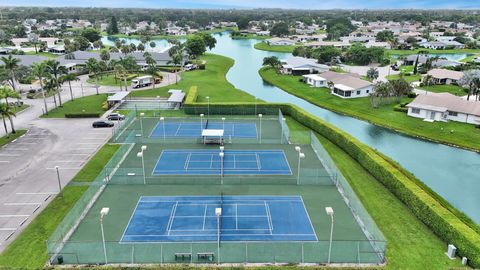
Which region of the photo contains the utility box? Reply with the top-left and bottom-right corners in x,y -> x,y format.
446,244 -> 456,259
462,257 -> 468,266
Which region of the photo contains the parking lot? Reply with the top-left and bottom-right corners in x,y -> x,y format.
0,118 -> 111,251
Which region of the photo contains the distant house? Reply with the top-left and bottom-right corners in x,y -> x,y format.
318,71 -> 374,98
427,69 -> 464,85
431,59 -> 462,68
265,38 -> 296,46
407,92 -> 480,124
302,74 -> 328,87
403,55 -> 429,66
304,41 -> 351,49
48,45 -> 66,54
281,56 -> 329,75
418,41 -> 465,49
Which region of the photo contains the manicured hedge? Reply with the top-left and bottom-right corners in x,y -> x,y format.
65,113 -> 101,118
183,90 -> 480,267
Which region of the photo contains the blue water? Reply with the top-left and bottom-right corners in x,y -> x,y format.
104,33 -> 480,224
121,196 -> 316,242
391,53 -> 471,61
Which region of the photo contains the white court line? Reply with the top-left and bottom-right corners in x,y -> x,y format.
184,153 -> 192,170
3,202 -> 42,206
265,201 -> 273,234
235,204 -> 238,230
202,205 -> 207,230
166,202 -> 178,236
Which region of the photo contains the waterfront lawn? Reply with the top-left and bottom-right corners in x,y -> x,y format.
387,48 -> 480,55
254,41 -> 297,53
418,84 -> 467,96
260,67 -> 480,151
287,118 -> 466,270
86,73 -> 148,87
41,94 -> 108,118
0,129 -> 27,147
0,144 -> 119,268
130,53 -> 257,103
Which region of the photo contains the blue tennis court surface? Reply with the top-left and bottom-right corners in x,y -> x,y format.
121,196 -> 317,242
150,121 -> 257,138
153,149 -> 292,175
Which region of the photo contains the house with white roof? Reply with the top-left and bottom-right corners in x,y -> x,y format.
281,57 -> 329,75
309,71 -> 374,98
407,92 -> 480,124
427,69 -> 464,85
265,38 -> 296,46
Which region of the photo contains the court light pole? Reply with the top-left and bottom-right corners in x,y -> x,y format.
137,145 -> 147,185
206,96 -> 210,119
258,114 -> 263,144
100,207 -> 110,265
219,152 -> 224,185
325,207 -> 334,264
139,112 -> 145,137
200,114 -> 204,129
215,207 -> 222,263
156,95 -> 161,117
295,146 -> 305,185
160,117 -> 165,142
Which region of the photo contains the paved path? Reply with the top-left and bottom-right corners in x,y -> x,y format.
0,71 -> 179,251
340,64 -> 399,82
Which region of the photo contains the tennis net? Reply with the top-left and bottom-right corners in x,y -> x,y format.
205,119 -> 209,129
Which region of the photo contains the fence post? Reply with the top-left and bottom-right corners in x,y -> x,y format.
160,243 -> 163,265
131,244 -> 135,264
301,242 -> 304,264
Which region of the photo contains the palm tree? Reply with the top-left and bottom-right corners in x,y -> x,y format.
366,67 -> 379,81
45,60 -> 67,107
145,54 -> 158,89
0,102 -> 16,135
0,103 -> 11,137
168,44 -> 185,84
114,64 -> 127,91
32,62 -> 49,115
85,58 -> 100,95
1,55 -> 20,91
0,87 -> 20,133
60,73 -> 79,101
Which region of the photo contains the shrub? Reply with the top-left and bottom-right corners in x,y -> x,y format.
26,93 -> 35,99
407,93 -> 417,98
394,105 -> 408,112
198,64 -> 206,70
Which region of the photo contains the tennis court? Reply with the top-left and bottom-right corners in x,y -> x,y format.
121,195 -> 317,242
153,149 -> 292,175
150,121 -> 257,138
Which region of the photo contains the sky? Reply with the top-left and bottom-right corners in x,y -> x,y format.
0,0 -> 479,9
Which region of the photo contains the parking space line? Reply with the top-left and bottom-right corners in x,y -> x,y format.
76,143 -> 99,145
65,153 -> 90,156
14,142 -> 37,145
0,215 -> 30,218
53,160 -> 83,163
0,161 -> 10,163
0,228 -> 16,231
0,154 -> 21,157
3,203 -> 42,206
3,148 -> 28,151
16,192 -> 57,195
46,167 -> 81,170
76,148 -> 97,150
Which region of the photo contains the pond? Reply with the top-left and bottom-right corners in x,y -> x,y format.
390,53 -> 472,61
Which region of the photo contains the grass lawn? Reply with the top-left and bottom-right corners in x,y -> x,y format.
13,104 -> 29,113
41,94 -> 108,118
0,129 -> 27,147
130,53 -> 257,103
386,74 -> 421,82
260,67 -> 480,152
287,118 -> 466,270
254,41 -> 297,53
0,144 -> 120,269
24,51 -> 58,58
418,84 -> 467,96
460,54 -> 479,63
231,33 -> 271,40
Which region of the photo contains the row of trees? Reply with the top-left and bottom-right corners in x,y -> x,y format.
371,78 -> 413,108
293,44 -> 388,66
0,86 -> 20,137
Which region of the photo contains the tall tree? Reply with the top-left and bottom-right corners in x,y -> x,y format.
458,70 -> 480,101
185,35 -> 206,59
85,58 -> 100,95
31,62 -> 49,115
262,56 -> 281,69
107,16 -> 119,35
45,60 -> 67,107
60,73 -> 79,101
0,103 -> 14,137
366,67 -> 379,81
1,55 -> 20,91
168,44 -> 185,84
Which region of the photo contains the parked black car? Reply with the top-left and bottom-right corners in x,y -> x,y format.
92,120 -> 114,128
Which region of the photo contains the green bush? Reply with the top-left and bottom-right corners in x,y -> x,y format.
183,96 -> 480,267
393,105 -> 408,113
64,113 -> 101,118
26,93 -> 35,99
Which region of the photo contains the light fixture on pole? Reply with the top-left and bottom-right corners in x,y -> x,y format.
160,117 -> 165,142
55,166 -> 62,194
325,207 -> 334,264
137,145 -> 147,185
100,207 -> 110,264
200,113 -> 204,129
258,114 -> 263,143
206,96 -> 210,118
139,112 -> 145,137
156,95 -> 161,117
